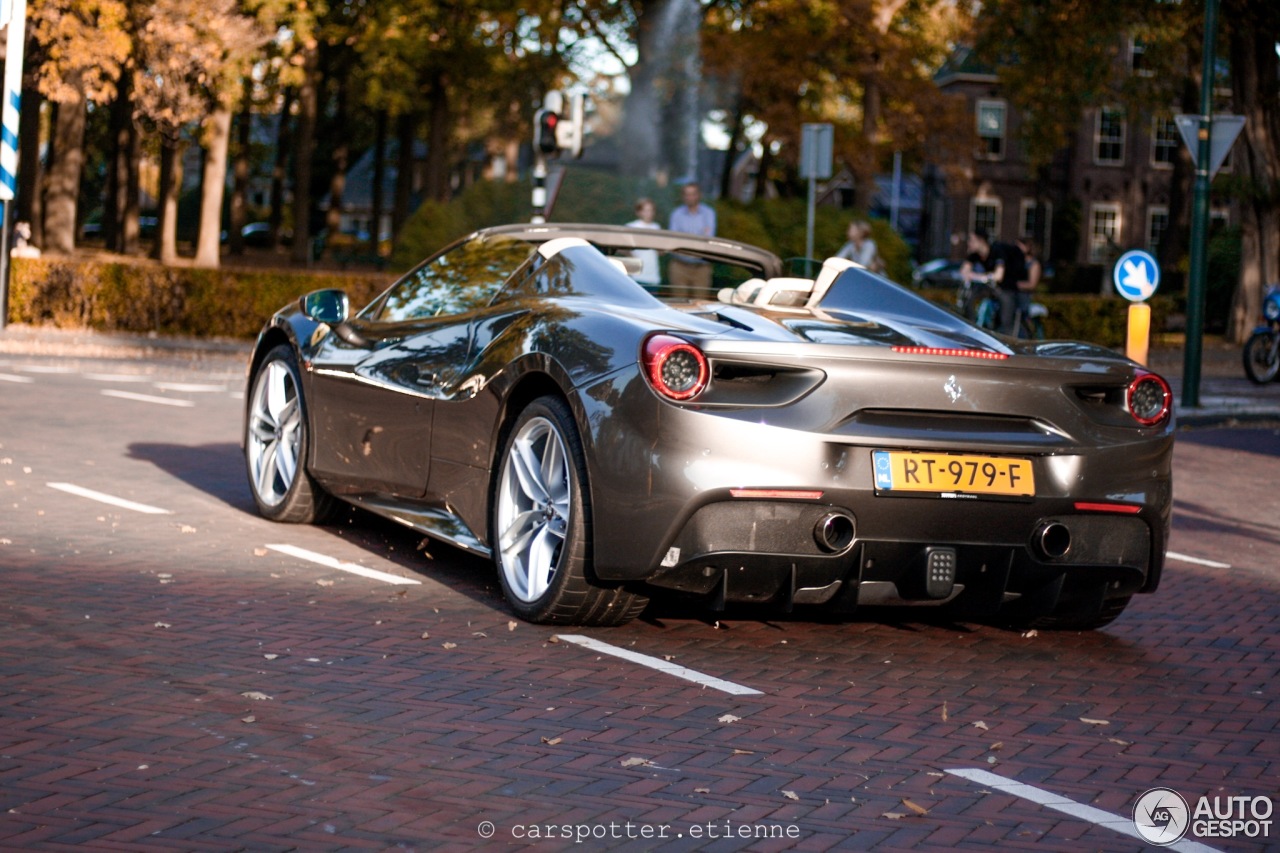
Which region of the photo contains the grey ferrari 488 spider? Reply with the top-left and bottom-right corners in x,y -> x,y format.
244,223 -> 1173,628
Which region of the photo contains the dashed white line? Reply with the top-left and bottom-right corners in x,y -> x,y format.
152,382 -> 227,393
1167,551 -> 1232,569
100,389 -> 196,408
0,372 -> 34,383
84,373 -> 150,383
556,634 -> 763,696
265,544 -> 422,586
18,365 -> 74,374
946,768 -> 1221,853
46,482 -> 172,515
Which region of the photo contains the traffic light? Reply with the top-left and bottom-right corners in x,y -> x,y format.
534,108 -> 560,156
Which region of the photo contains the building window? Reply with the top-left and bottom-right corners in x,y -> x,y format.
1147,206 -> 1169,255
976,100 -> 1006,160
1088,203 -> 1121,263
1210,206 -> 1230,232
972,198 -> 1001,239
1095,108 -> 1126,165
1130,37 -> 1152,76
1019,199 -> 1053,258
1152,117 -> 1178,167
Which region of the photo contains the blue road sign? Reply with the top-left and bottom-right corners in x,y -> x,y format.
1113,250 -> 1161,303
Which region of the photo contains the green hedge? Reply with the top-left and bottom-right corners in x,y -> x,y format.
9,256 -> 393,339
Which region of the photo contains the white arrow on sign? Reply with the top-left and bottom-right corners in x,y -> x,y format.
1174,114 -> 1245,179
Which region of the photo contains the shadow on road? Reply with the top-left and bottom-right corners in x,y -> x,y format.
127,441 -> 256,512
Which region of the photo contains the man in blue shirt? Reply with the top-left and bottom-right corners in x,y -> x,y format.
667,183 -> 716,298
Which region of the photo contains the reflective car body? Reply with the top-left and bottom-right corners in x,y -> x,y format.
245,223 -> 1173,628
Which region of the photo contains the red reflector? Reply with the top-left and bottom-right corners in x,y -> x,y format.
891,346 -> 1008,360
730,489 -> 824,500
1074,502 -> 1142,514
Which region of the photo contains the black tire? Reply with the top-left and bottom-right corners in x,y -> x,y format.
244,345 -> 336,524
491,396 -> 647,626
1242,331 -> 1280,384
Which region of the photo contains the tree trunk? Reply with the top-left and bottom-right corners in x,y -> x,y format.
121,117 -> 141,255
43,87 -> 87,255
152,139 -> 183,264
104,69 -> 133,252
228,87 -> 252,256
423,75 -> 451,203
718,94 -> 745,201
268,87 -> 295,249
392,111 -> 417,240
16,81 -> 42,248
195,106 -> 232,268
323,75 -> 350,244
1225,1 -> 1280,343
291,45 -> 320,264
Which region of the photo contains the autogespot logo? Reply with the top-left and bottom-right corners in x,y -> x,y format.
1134,787 -> 1190,845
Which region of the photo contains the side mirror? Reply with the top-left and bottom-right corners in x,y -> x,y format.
300,289 -> 350,325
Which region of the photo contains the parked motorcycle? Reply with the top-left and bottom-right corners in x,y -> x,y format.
1242,284 -> 1280,384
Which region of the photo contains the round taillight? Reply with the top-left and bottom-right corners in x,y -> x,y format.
642,334 -> 708,401
1127,371 -> 1172,426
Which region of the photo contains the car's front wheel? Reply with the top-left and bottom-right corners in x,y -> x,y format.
244,345 -> 335,523
492,396 -> 647,626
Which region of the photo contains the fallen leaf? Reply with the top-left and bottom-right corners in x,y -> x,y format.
253,548 -> 268,557
420,632 -> 431,640
620,757 -> 653,768
541,736 -> 562,746
782,791 -> 800,801
927,772 -> 945,778
316,579 -> 334,587
241,715 -> 256,724
394,589 -> 408,598
240,691 -> 272,701
1108,738 -> 1132,745
157,573 -> 172,579
1022,629 -> 1039,638
472,631 -> 488,638
990,741 -> 1004,751
694,787 -> 710,794
1080,717 -> 1110,726
883,812 -> 907,820
718,714 -> 741,724
987,756 -> 998,764
154,622 -> 171,629
902,799 -> 928,816
178,524 -> 197,534
942,702 -> 949,722
663,655 -> 675,661
973,720 -> 989,731
732,749 -> 754,755
442,642 -> 457,650
0,538 -> 10,545
548,635 -> 561,643
263,654 -> 279,661
508,621 -> 518,631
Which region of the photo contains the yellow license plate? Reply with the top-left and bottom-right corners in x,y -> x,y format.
872,451 -> 1035,497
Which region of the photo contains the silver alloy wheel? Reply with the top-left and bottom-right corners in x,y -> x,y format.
246,359 -> 302,507
496,416 -> 571,603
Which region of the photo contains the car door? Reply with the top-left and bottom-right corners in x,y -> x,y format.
307,235 -> 536,499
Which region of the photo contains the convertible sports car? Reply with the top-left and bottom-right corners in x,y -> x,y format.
243,223 -> 1174,628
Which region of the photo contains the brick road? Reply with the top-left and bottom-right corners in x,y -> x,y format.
0,347 -> 1277,851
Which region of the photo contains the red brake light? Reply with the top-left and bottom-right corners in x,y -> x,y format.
892,346 -> 1008,360
642,334 -> 708,401
1127,371 -> 1172,426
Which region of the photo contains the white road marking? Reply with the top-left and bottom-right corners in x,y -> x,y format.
84,373 -> 150,383
947,769 -> 1221,853
265,544 -> 422,586
47,482 -> 172,515
556,634 -> 763,696
100,389 -> 196,408
1167,551 -> 1232,569
0,372 -> 34,383
18,365 -> 74,374
152,382 -> 227,393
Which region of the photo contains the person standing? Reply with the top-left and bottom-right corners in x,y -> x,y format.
625,198 -> 662,291
962,228 -> 1027,335
836,220 -> 882,272
667,183 -> 716,298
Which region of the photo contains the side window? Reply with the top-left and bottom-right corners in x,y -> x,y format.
375,238 -> 534,322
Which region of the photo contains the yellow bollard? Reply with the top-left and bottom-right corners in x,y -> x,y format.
1126,302 -> 1151,366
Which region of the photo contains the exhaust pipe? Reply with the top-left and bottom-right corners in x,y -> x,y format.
1034,522 -> 1072,560
814,512 -> 856,554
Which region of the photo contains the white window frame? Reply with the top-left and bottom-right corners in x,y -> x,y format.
1094,108 -> 1126,166
1146,205 -> 1169,254
1088,202 -> 1122,264
1130,36 -> 1152,77
976,99 -> 1006,161
1151,117 -> 1178,168
971,197 -> 1002,240
1019,198 -> 1053,260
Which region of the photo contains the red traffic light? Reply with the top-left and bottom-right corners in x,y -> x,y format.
536,109 -> 560,155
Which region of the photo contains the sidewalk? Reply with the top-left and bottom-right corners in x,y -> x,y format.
1,323 -> 1277,427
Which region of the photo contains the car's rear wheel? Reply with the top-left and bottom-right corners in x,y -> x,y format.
493,396 -> 647,626
245,345 -> 335,523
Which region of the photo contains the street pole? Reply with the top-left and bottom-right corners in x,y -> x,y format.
0,0 -> 29,331
1182,0 -> 1218,408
